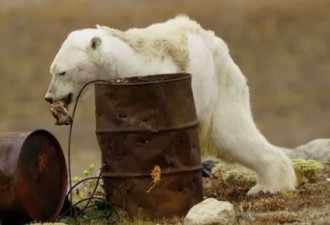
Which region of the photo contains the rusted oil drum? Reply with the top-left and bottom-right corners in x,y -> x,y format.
0,130 -> 67,224
95,73 -> 203,219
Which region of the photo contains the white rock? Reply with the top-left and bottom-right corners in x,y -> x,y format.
289,139 -> 330,164
184,198 -> 237,225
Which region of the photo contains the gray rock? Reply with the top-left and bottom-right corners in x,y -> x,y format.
202,158 -> 219,177
288,139 -> 330,164
237,212 -> 256,223
184,198 -> 237,225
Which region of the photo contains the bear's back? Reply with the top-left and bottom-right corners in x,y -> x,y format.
126,15 -> 213,40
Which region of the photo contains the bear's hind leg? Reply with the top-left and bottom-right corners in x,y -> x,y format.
210,102 -> 297,194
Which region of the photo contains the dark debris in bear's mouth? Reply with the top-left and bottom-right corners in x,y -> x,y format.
63,93 -> 73,105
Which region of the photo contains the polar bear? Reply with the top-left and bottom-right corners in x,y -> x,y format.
45,15 -> 296,194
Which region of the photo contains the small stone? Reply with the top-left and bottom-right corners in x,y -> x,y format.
184,198 -> 237,225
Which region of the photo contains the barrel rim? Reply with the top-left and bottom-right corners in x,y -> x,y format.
95,73 -> 191,87
14,129 -> 68,221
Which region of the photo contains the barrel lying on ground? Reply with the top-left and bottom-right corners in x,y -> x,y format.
0,130 -> 67,225
95,73 -> 203,219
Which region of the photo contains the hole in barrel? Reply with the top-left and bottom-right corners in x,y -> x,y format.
97,111 -> 105,117
117,113 -> 128,120
141,117 -> 149,123
137,138 -> 150,145
117,156 -> 124,162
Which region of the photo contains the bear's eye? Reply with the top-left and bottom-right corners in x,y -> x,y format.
58,71 -> 66,76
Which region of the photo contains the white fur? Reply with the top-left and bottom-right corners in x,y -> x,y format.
46,16 -> 297,194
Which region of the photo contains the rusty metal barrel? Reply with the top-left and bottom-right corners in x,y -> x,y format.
95,73 -> 203,219
0,129 -> 67,224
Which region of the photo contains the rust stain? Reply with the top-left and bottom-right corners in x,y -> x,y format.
146,165 -> 161,193
38,152 -> 47,173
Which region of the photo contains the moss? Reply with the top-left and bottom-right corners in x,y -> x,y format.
281,191 -> 297,200
223,171 -> 256,189
326,155 -> 330,166
211,163 -> 222,178
211,164 -> 256,190
292,159 -> 323,185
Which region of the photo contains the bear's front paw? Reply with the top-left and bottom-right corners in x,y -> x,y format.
247,184 -> 273,195
248,154 -> 297,195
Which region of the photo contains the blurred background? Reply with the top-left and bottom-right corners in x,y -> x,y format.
0,0 -> 329,175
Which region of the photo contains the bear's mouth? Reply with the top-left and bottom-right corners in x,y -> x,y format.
62,93 -> 73,105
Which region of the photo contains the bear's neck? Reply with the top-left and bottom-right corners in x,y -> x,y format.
98,35 -> 178,79
98,36 -> 144,79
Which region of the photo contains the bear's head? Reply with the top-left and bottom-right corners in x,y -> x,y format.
45,29 -> 105,106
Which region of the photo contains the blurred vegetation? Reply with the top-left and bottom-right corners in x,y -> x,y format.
292,158 -> 324,184
204,164 -> 330,224
1,0 -> 330,174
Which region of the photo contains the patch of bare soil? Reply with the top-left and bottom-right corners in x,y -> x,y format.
203,166 -> 330,224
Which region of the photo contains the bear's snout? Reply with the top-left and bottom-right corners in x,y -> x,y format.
45,96 -> 53,104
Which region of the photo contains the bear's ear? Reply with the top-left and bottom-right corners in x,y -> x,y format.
91,36 -> 102,50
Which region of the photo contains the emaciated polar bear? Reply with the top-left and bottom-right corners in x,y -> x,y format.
45,15 -> 296,194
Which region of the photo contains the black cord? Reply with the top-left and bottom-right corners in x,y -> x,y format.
66,79 -> 114,216
59,175 -> 131,221
80,171 -> 102,213
64,79 -> 132,221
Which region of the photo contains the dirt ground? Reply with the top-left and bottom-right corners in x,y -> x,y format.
53,163 -> 330,225
203,165 -> 330,225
